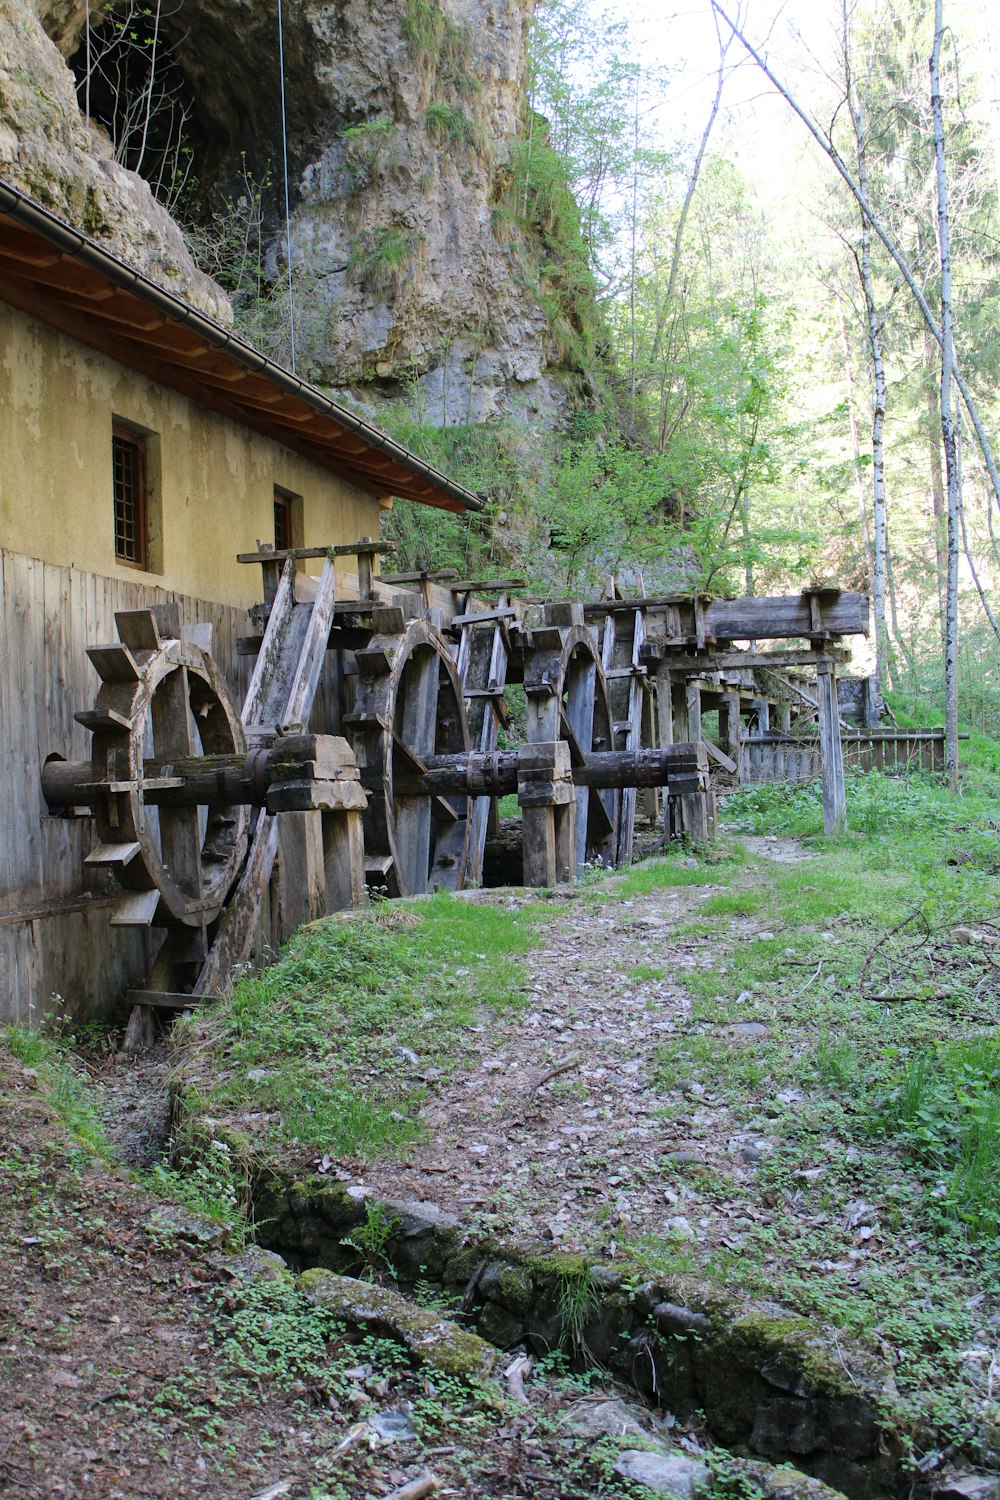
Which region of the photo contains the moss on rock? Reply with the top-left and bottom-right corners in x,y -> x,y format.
299,1268 -> 498,1380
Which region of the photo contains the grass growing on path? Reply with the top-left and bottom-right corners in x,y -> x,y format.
185,894 -> 538,1163
638,769 -> 1000,1448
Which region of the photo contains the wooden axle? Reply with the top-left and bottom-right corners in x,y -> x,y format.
46,738 -> 707,813
42,735 -> 362,815
391,744 -> 708,798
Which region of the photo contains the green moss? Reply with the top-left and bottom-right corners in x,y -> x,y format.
496,1264 -> 534,1315
299,1269 -> 497,1380
727,1312 -> 854,1398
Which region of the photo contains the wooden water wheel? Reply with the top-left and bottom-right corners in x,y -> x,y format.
523,623 -> 617,873
75,612 -> 249,932
348,618 -> 473,896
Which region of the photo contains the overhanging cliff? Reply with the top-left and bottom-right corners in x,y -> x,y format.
6,0 -> 598,427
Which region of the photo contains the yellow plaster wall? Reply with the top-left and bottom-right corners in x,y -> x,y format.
0,304 -> 383,609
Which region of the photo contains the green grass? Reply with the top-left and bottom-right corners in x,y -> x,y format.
700,889 -> 761,917
425,101 -> 481,148
638,769 -> 1000,1446
5,1026 -> 110,1157
883,1035 -> 1000,1238
610,843 -> 744,899
347,227 -> 413,292
191,895 -> 537,1161
621,962 -> 667,982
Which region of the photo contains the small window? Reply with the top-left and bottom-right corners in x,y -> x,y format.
274,488 -> 293,552
273,485 -> 303,554
112,424 -> 147,568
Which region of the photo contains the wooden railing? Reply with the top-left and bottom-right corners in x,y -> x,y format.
741,729 -> 960,782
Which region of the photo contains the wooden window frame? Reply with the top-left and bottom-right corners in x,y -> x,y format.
112,422 -> 149,570
273,486 -> 294,553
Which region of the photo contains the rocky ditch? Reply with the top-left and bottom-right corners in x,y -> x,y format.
248,1169 -> 911,1500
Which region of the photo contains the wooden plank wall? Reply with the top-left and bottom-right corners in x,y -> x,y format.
0,547 -> 336,1028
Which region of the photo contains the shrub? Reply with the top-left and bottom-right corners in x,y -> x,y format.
425,101 -> 481,149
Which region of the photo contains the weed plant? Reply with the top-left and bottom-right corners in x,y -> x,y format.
347,227 -> 413,293
425,101 -> 481,149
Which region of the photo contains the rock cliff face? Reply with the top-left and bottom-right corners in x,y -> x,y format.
0,0 -> 231,320
280,0 -> 572,426
5,0 -> 584,426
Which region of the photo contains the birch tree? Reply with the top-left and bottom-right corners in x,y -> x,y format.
930,0 -> 961,789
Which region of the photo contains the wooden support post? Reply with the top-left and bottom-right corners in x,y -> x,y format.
655,663 -> 674,840
777,701 -> 791,780
671,681 -> 689,742
816,662 -> 847,835
656,664 -> 675,746
663,742 -> 715,845
639,684 -> 658,824
686,678 -> 704,743
521,806 -> 557,888
721,689 -> 741,775
322,809 -> 366,911
278,811 -> 327,941
554,800 -> 576,884
518,742 -> 575,888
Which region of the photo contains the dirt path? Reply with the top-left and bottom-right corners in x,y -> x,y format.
361,868 -> 778,1252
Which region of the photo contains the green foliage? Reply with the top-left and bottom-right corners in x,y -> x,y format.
341,115 -> 397,187
347,227 -> 413,293
554,1264 -> 603,1353
882,1038 -> 1000,1241
4,1026 -> 109,1158
340,1201 -> 401,1279
706,1452 -> 766,1500
425,101 -> 481,150
401,0 -> 472,72
401,0 -> 448,58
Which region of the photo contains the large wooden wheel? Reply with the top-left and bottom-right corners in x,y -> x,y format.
84,627 -> 249,928
523,624 -> 617,872
349,619 -> 473,896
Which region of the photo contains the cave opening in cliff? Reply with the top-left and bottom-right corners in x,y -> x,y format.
69,0 -> 201,214
67,0 -> 328,281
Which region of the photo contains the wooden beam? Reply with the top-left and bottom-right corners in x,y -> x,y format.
816,664 -> 847,835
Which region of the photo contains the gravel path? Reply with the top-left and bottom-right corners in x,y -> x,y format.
360,870 -> 776,1252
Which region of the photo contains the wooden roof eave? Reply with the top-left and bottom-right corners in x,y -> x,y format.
0,180 -> 483,517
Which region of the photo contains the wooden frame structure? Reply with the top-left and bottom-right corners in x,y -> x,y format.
34,528 -> 874,1036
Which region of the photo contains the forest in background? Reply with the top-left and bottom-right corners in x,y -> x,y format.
359,0 -> 1000,765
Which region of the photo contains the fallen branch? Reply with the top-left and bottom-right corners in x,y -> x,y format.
528,1053 -> 581,1097
858,909 -> 924,987
503,1353 -> 534,1408
384,1477 -> 439,1500
793,961 -> 824,998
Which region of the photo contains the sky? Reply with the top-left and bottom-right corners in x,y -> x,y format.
598,0 -> 1000,211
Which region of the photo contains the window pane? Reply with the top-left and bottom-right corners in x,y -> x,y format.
274,492 -> 292,552
113,431 -> 146,566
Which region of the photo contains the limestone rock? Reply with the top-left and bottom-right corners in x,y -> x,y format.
1,0 -> 230,321
299,1267 -> 498,1379
15,0 -> 591,421
561,1396 -> 651,1440
613,1451 -> 710,1498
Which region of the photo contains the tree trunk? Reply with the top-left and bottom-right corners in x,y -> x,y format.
923,319 -> 948,641
841,19 -> 892,691
835,286 -> 875,603
931,0 -> 961,791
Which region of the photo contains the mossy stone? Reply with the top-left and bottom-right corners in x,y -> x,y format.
299,1268 -> 498,1381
